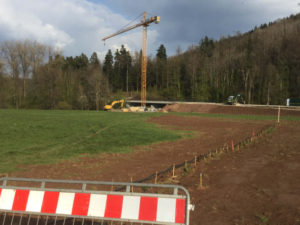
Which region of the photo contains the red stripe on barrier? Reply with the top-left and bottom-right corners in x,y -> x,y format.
41,191 -> 59,214
12,190 -> 29,211
104,195 -> 123,218
175,199 -> 185,224
0,188 -> 2,198
72,193 -> 91,216
138,196 -> 158,222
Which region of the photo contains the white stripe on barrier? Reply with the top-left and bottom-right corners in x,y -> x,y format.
56,192 -> 75,215
87,194 -> 107,217
157,198 -> 176,223
26,191 -> 44,212
121,196 -> 140,220
0,189 -> 15,210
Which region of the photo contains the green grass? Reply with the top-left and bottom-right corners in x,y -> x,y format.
173,112 -> 300,121
0,110 -> 183,173
1,109 -> 298,173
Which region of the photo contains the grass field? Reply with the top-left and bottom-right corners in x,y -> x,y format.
0,110 -> 183,173
1,109 -> 298,174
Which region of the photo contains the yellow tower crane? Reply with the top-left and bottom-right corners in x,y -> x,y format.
102,12 -> 160,107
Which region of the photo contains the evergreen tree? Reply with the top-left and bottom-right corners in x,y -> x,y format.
74,53 -> 89,69
156,44 -> 167,60
120,45 -> 132,92
199,36 -> 215,57
103,49 -> 114,90
113,49 -> 121,91
90,52 -> 100,66
103,50 -> 113,73
156,44 -> 167,90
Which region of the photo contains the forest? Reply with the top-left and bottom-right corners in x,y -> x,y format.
0,13 -> 299,110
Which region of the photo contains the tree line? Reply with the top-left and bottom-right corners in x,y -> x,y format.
0,40 -> 109,110
0,13 -> 299,110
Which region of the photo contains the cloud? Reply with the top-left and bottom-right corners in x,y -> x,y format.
0,0 -> 151,59
0,0 -> 298,60
104,0 -> 299,54
0,0 -> 73,51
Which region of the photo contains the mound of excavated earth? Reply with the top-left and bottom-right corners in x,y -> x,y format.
164,103 -> 300,116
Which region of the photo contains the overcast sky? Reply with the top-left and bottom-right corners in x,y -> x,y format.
0,0 -> 299,60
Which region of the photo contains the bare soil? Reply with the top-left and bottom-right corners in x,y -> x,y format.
182,121 -> 300,225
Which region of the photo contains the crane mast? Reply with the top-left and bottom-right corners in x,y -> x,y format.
141,12 -> 147,107
102,12 -> 160,107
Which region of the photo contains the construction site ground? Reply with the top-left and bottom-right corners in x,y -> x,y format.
9,104 -> 300,225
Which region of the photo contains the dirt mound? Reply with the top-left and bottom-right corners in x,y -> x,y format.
164,103 -> 300,116
164,103 -> 219,113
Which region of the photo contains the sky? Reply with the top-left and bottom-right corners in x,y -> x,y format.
0,0 -> 299,60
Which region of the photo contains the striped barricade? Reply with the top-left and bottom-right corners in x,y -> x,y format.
0,177 -> 192,225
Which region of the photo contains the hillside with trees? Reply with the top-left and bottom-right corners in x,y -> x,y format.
0,13 -> 299,109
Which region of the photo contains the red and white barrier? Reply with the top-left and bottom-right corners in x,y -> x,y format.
0,188 -> 185,224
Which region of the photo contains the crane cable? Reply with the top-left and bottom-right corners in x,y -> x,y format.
116,12 -> 144,33
103,12 -> 144,46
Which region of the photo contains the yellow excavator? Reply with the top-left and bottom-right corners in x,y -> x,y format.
104,99 -> 125,111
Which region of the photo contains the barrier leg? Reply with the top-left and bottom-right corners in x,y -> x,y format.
18,214 -> 23,225
36,215 -> 40,225
44,215 -> 48,225
26,214 -> 31,225
62,216 -> 66,225
54,216 -> 57,225
10,213 -> 15,225
2,212 -> 6,225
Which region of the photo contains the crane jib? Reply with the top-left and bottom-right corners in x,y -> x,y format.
102,16 -> 160,41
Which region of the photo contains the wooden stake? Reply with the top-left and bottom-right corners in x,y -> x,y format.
130,177 -> 134,192
231,140 -> 234,151
155,171 -> 158,184
111,179 -> 114,191
278,106 -> 281,123
172,163 -> 176,178
199,173 -> 203,189
185,160 -> 188,170
194,155 -> 197,167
